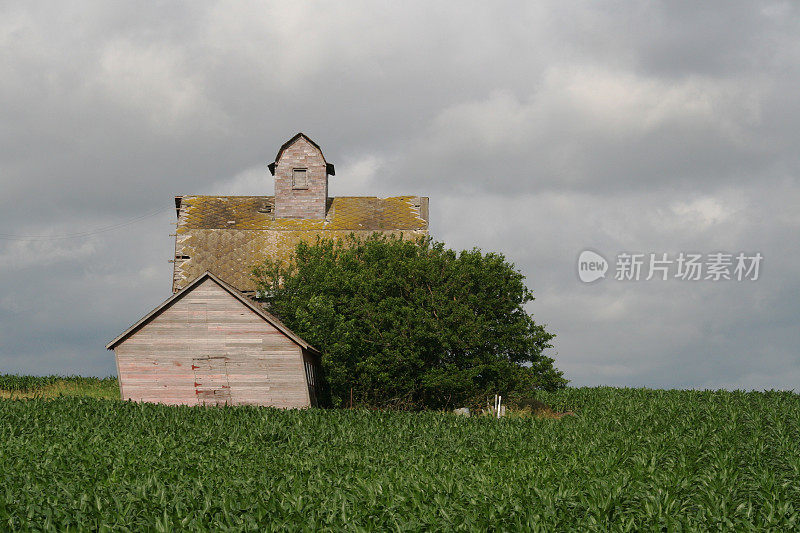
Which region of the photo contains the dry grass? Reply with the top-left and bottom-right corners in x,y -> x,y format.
502,405 -> 577,420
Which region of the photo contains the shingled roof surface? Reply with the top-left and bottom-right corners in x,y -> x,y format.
173,195 -> 429,293
177,195 -> 428,231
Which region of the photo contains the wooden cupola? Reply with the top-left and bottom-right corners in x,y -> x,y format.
268,133 -> 335,220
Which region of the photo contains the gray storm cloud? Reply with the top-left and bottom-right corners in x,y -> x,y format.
1,1 -> 798,388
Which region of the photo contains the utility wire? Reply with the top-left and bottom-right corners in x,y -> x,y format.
0,206 -> 172,242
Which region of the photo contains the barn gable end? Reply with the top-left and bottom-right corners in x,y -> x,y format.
107,272 -> 321,408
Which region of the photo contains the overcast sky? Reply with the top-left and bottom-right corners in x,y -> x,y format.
1,1 -> 798,389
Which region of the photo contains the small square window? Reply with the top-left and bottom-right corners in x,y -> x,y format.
292,169 -> 308,189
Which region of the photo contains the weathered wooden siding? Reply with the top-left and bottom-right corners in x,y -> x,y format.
115,278 -> 312,408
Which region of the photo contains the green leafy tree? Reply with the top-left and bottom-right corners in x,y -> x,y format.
253,234 -> 566,409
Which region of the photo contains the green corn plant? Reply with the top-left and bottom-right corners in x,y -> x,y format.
0,387 -> 797,529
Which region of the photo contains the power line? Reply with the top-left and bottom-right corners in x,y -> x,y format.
0,206 -> 172,242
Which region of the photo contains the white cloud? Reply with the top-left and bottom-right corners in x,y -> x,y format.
413,65 -> 766,191
0,237 -> 97,268
669,196 -> 738,228
93,38 -> 229,136
333,155 -> 383,195
203,165 -> 273,196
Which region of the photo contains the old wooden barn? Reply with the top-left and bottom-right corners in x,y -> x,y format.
106,133 -> 429,408
106,271 -> 322,407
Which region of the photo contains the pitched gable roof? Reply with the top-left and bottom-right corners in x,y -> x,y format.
268,132 -> 335,176
105,271 -> 319,354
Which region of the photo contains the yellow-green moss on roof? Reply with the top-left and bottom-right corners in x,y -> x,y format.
172,195 -> 430,293
176,195 -> 428,232
172,228 -> 428,293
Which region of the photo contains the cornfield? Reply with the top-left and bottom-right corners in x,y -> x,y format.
0,374 -> 116,393
0,387 -> 798,530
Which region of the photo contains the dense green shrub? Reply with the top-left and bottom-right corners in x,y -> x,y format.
254,234 -> 565,409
